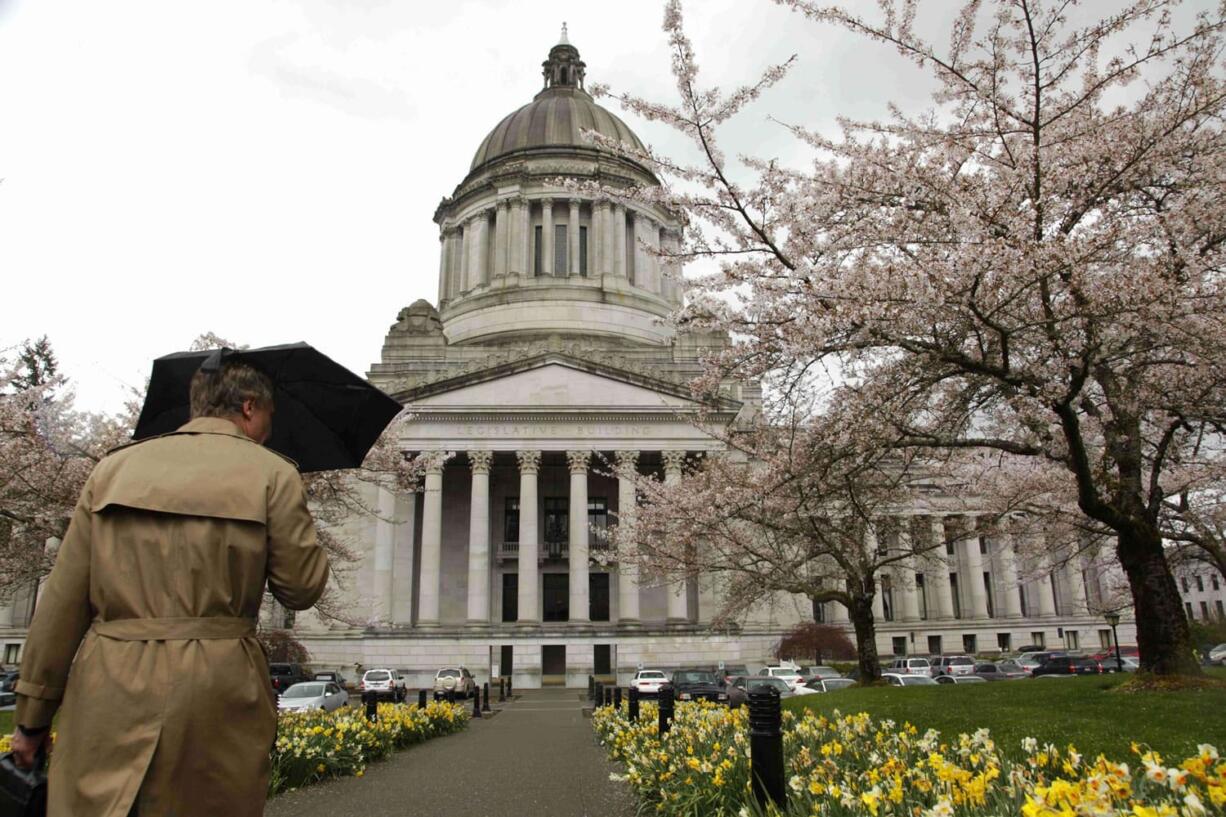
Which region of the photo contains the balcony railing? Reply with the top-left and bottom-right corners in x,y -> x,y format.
495,541 -> 611,562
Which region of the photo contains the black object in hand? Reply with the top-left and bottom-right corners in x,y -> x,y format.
0,750 -> 47,817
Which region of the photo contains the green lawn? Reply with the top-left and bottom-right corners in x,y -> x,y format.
0,712 -> 11,734
786,672 -> 1226,762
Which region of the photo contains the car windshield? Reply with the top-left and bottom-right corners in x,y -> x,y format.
365,671 -> 391,682
723,665 -> 748,675
747,678 -> 790,692
638,672 -> 665,679
437,669 -> 460,678
900,675 -> 937,686
674,671 -> 717,685
270,666 -> 295,676
949,657 -> 973,665
284,683 -> 325,699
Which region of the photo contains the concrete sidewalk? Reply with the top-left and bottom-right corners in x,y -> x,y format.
263,688 -> 636,817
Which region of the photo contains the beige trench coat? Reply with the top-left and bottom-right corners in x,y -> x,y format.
15,417 -> 329,817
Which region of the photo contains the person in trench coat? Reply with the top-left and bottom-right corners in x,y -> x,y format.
10,360 -> 330,817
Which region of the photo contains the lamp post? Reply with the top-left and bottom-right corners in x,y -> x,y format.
1105,611 -> 1122,670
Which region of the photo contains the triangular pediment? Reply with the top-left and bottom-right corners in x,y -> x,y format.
395,353 -> 739,415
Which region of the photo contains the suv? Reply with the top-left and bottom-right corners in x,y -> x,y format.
1032,656 -> 1101,677
887,657 -> 933,675
433,667 -> 477,699
361,668 -> 408,701
670,669 -> 729,703
931,655 -> 975,677
758,666 -> 803,690
269,663 -> 310,695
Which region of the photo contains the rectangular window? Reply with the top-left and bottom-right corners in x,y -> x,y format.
949,573 -> 962,619
1019,585 -> 1029,617
1065,630 -> 1079,650
588,498 -> 608,549
984,572 -> 994,618
543,498 -> 568,559
594,644 -> 612,675
1099,629 -> 1112,649
579,226 -> 588,276
1216,600 -> 1224,618
1186,601 -> 1195,618
979,537 -> 987,555
501,573 -> 518,622
1201,601 -> 1210,620
927,635 -> 942,655
3,644 -> 19,665
1196,575 -> 1205,593
997,633 -> 1012,651
625,218 -> 636,284
1182,576 -> 1190,593
1031,631 -> 1046,648
812,597 -> 826,623
543,573 -> 569,621
534,225 -> 543,276
504,498 -> 520,545
554,224 -> 568,275
1213,574 -> 1221,591
892,636 -> 907,656
916,574 -> 928,620
881,575 -> 894,622
589,573 -> 610,621
945,540 -> 954,557
500,645 -> 514,677
962,634 -> 978,654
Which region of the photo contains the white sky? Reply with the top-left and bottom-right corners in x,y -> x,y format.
0,0 -> 1213,414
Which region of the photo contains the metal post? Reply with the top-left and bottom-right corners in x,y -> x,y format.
749,687 -> 786,810
499,677 -> 505,702
594,681 -> 604,708
605,686 -> 613,707
507,677 -> 513,698
433,690 -> 442,703
473,685 -> 482,718
613,686 -> 622,710
628,686 -> 640,721
418,689 -> 427,708
658,686 -> 674,734
482,682 -> 491,712
364,690 -> 378,723
588,674 -> 595,701
447,688 -> 455,705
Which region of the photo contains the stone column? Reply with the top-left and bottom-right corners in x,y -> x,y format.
997,533 -> 1024,618
866,527 -> 886,620
493,201 -> 509,278
636,216 -> 658,293
458,224 -> 471,293
466,451 -> 493,626
830,578 -> 850,623
372,480 -> 396,624
541,198 -> 554,276
568,199 -> 581,276
613,203 -> 627,278
477,209 -> 492,287
567,450 -> 591,622
927,516 -> 956,619
521,197 -> 533,275
391,488 -> 417,625
436,232 -> 448,305
516,450 -> 541,624
1066,555 -> 1089,615
961,519 -> 991,619
592,199 -> 605,276
615,450 -> 641,625
662,450 -> 688,623
418,454 -> 445,626
896,519 -> 921,622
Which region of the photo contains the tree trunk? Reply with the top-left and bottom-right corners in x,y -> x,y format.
1116,525 -> 1201,675
848,594 -> 881,683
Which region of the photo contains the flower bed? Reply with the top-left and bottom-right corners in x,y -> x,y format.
593,701 -> 1226,816
270,700 -> 468,795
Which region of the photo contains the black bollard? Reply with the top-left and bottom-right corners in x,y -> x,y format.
482,682 -> 491,712
418,689 -> 427,709
433,689 -> 442,703
472,685 -> 482,718
594,681 -> 604,708
507,677 -> 513,698
658,686 -> 674,734
498,677 -> 505,702
749,686 -> 786,811
614,685 -> 622,710
364,690 -> 378,723
604,686 -> 613,707
447,688 -> 455,705
588,674 -> 595,701
628,686 -> 640,721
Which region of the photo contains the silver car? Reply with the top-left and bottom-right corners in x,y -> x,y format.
277,681 -> 349,713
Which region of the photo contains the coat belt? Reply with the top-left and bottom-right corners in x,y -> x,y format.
93,616 -> 256,641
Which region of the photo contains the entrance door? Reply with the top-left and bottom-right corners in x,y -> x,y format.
543,573 -> 569,621
542,644 -> 566,685
500,645 -> 514,678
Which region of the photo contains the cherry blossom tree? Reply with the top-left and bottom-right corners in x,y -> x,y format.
597,0 -> 1226,675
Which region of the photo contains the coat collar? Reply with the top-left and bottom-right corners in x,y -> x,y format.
176,417 -> 250,439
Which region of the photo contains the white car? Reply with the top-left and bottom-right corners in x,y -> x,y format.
758,666 -> 804,690
277,681 -> 349,712
931,655 -> 976,677
887,657 -> 933,676
791,681 -> 822,696
360,668 -> 407,702
1208,644 -> 1226,665
882,672 -> 938,687
630,669 -> 669,696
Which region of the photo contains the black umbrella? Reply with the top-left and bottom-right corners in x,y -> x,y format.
133,342 -> 403,472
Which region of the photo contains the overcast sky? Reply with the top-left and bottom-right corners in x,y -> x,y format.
0,0 -> 1213,414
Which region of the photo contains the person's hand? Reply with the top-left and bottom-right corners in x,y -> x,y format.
9,728 -> 50,770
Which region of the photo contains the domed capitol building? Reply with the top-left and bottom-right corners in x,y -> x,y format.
253,30 -> 1155,688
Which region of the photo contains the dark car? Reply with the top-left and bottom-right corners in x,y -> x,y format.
0,671 -> 16,707
726,676 -> 791,707
670,669 -> 729,703
1031,656 -> 1101,677
972,662 -> 1026,681
718,664 -> 749,686
313,670 -> 353,691
269,662 -> 311,694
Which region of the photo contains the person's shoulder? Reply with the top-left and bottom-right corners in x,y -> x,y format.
103,428 -> 299,475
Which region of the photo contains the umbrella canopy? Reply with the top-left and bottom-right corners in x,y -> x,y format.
133,343 -> 403,472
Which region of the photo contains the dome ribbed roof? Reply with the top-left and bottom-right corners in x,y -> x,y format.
469,87 -> 646,172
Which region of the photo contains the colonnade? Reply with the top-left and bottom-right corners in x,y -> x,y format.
437,195 -> 681,303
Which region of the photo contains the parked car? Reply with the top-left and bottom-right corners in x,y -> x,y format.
362,668 -> 408,701
727,676 -> 793,707
718,664 -> 749,686
803,665 -> 843,680
1031,656 -> 1101,677
269,662 -> 310,695
887,657 -> 933,676
758,665 -> 803,690
972,661 -> 1026,681
670,669 -> 729,703
0,672 -> 16,708
1096,656 -> 1140,673
935,674 -> 987,685
312,670 -> 353,690
883,672 -> 939,687
631,669 -> 670,697
811,677 -> 856,692
277,681 -> 349,712
931,655 -> 976,677
433,667 -> 476,699
1015,651 -> 1065,674
1208,644 -> 1226,665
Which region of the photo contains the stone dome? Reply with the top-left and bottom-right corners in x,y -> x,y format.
468,29 -> 647,173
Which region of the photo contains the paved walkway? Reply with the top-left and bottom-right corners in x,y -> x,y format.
263,688 -> 637,817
